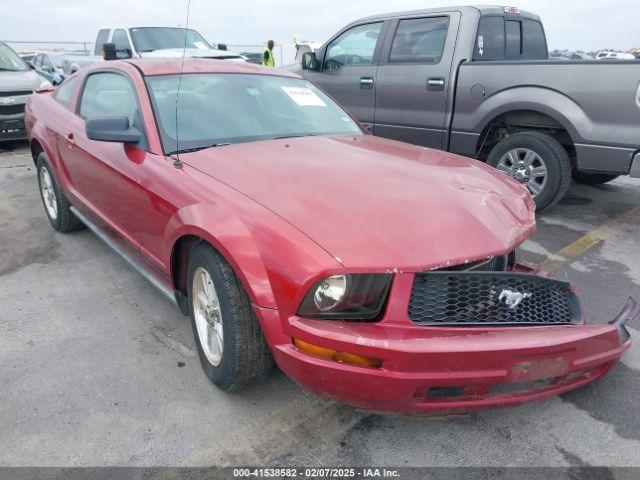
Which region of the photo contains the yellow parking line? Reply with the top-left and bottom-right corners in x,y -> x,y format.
540,207 -> 640,272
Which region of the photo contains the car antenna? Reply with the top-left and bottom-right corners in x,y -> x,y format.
172,0 -> 191,169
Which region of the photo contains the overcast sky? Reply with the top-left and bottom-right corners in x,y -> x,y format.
3,0 -> 639,54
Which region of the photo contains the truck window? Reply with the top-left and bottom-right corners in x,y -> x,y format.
112,29 -> 132,58
505,20 -> 521,59
522,19 -> 547,59
474,16 -> 504,61
323,22 -> 383,71
94,29 -> 110,56
389,17 -> 449,64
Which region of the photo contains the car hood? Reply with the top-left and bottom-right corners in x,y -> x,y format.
140,48 -> 246,61
0,69 -> 43,92
182,135 -> 536,270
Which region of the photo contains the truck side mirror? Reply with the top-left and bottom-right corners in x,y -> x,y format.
217,43 -> 228,51
103,43 -> 117,61
302,52 -> 317,70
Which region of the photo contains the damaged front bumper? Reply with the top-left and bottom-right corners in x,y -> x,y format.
260,276 -> 636,415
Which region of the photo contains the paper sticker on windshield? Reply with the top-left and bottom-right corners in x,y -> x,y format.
281,87 -> 327,107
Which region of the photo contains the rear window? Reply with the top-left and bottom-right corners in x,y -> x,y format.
505,20 -> 521,59
474,16 -> 504,61
389,17 -> 449,64
522,19 -> 547,59
474,16 -> 547,61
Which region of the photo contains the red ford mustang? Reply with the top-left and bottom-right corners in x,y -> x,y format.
25,59 -> 636,415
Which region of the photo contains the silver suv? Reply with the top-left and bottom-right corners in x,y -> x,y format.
0,42 -> 51,142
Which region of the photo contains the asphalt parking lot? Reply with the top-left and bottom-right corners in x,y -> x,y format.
1,140 -> 640,468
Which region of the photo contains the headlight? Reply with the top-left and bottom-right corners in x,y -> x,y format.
297,274 -> 392,320
313,275 -> 347,311
39,79 -> 52,89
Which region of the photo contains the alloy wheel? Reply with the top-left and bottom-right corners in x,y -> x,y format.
39,167 -> 58,220
496,148 -> 548,198
192,267 -> 224,366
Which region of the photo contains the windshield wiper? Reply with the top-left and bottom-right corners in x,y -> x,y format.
270,133 -> 320,140
0,67 -> 24,72
167,143 -> 231,155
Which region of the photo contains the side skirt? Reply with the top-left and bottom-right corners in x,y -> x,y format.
70,206 -> 177,305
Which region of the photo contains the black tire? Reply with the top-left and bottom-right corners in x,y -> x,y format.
187,243 -> 273,391
36,153 -> 84,233
486,131 -> 571,211
572,171 -> 619,185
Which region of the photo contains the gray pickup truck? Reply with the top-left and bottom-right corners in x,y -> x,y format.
296,6 -> 640,210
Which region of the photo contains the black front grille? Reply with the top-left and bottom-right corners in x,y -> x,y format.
408,272 -> 580,326
0,104 -> 25,116
0,90 -> 32,97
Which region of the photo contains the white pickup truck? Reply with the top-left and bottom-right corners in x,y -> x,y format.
63,26 -> 245,74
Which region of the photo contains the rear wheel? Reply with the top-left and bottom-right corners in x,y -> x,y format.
187,243 -> 273,391
486,131 -> 571,211
36,153 -> 84,232
572,171 -> 619,185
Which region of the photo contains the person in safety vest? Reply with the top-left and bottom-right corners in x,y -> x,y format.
263,40 -> 275,67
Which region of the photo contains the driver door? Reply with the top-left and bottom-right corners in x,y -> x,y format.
302,21 -> 386,131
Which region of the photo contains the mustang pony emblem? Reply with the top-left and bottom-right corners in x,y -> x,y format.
498,289 -> 532,309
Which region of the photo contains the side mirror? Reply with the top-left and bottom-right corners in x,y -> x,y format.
217,43 -> 228,51
301,51 -> 317,70
86,116 -> 141,144
102,43 -> 117,61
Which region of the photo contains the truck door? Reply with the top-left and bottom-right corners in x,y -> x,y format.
302,21 -> 386,131
374,12 -> 460,149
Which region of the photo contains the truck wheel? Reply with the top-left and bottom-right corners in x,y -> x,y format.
486,132 -> 571,211
187,243 -> 273,391
572,171 -> 619,185
36,153 -> 84,232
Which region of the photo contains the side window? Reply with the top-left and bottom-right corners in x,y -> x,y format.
505,20 -> 521,59
94,29 -> 110,55
323,22 -> 383,70
33,55 -> 43,68
522,20 -> 547,59
474,16 -> 504,61
42,55 -> 54,71
112,29 -> 132,58
79,73 -> 138,126
56,78 -> 76,106
390,17 -> 449,63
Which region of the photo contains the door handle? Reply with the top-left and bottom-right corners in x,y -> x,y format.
427,77 -> 445,91
360,76 -> 374,89
65,133 -> 76,146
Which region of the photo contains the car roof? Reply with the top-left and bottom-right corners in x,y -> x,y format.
118,58 -> 301,78
354,5 -> 540,23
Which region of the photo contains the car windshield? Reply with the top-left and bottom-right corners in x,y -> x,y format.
146,73 -> 364,154
130,27 -> 212,53
0,43 -> 28,71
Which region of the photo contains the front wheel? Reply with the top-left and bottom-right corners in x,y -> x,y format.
486,132 -> 571,211
36,154 -> 84,232
187,243 -> 273,391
